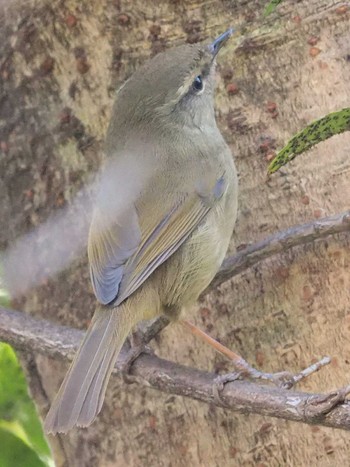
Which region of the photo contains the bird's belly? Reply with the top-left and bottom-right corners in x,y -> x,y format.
158,200 -> 235,312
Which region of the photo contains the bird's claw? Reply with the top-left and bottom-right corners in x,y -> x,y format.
212,371 -> 242,404
121,333 -> 155,384
270,371 -> 296,389
212,356 -> 332,406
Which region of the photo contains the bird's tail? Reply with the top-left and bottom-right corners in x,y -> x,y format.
44,304 -> 133,434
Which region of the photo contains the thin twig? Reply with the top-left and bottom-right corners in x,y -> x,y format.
1,306 -> 350,431
286,356 -> 332,388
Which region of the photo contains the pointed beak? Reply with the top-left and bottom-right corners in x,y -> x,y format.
209,28 -> 234,57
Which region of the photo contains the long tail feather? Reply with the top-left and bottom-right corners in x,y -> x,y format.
44,305 -> 132,434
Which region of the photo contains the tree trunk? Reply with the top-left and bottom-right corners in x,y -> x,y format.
1,0 -> 350,465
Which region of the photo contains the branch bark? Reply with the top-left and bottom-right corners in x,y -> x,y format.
1,306 -> 350,431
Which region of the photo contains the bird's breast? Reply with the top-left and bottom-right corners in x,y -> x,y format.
158,158 -> 238,310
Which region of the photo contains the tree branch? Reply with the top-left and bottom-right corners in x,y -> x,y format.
205,209 -> 350,294
1,306 -> 350,431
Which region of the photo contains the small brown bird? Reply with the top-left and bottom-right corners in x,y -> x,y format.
44,29 -> 238,433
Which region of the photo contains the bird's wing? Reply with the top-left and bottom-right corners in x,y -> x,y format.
88,205 -> 141,305
88,173 -> 227,306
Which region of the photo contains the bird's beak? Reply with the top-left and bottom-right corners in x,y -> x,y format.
209,28 -> 234,57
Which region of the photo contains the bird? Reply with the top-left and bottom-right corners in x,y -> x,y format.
44,29 -> 238,434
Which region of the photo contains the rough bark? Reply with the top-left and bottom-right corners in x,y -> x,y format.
1,0 -> 350,466
3,306 -> 350,432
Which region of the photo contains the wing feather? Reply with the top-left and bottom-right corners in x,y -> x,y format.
88,174 -> 226,305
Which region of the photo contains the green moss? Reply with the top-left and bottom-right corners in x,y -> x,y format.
268,108 -> 350,173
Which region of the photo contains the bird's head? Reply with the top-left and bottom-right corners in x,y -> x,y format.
108,29 -> 233,138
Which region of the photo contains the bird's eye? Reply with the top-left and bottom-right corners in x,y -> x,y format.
192,75 -> 204,92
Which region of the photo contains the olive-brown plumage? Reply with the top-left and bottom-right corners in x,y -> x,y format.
44,30 -> 238,433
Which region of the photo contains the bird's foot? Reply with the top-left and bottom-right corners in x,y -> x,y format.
213,372 -> 242,404
120,330 -> 155,385
212,356 -> 331,404
179,319 -> 331,404
212,368 -> 294,405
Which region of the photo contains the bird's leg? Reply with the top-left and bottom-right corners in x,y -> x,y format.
180,320 -> 331,402
120,329 -> 155,384
139,315 -> 170,345
180,319 -> 292,382
119,316 -> 170,384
